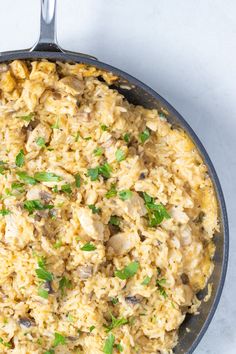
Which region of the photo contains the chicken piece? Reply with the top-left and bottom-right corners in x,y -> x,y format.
122,192 -> 147,220
0,71 -> 16,92
26,185 -> 52,201
30,61 -> 57,83
40,89 -> 78,116
180,225 -> 192,246
21,80 -> 45,111
25,123 -> 51,152
10,60 -> 29,79
76,265 -> 93,280
117,156 -> 143,189
171,206 -> 189,224
107,231 -> 139,256
4,211 -> 34,249
77,207 -> 104,241
58,76 -> 84,95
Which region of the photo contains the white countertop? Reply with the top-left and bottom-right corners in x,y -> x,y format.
0,0 -> 235,353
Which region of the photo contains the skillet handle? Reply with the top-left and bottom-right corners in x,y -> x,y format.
31,0 -> 62,52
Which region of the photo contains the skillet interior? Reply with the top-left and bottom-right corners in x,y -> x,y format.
0,50 -> 229,354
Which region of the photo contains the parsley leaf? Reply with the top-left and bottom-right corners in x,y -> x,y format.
0,337 -> 12,348
0,209 -> 11,216
110,297 -> 119,305
36,137 -> 46,147
115,261 -> 139,280
80,242 -> 97,251
17,113 -> 34,122
24,199 -> 53,214
38,287 -> 49,299
115,343 -> 123,352
88,167 -> 99,181
118,190 -> 132,201
75,173 -> 81,188
53,332 -> 66,347
88,163 -> 112,181
61,184 -> 72,194
88,204 -> 101,214
53,240 -> 62,249
101,124 -> 108,131
44,350 -> 55,354
109,216 -> 120,226
89,325 -> 95,332
36,268 -> 53,282
51,118 -> 60,130
104,313 -> 128,333
123,133 -> 130,143
141,276 -> 151,285
142,192 -> 170,227
105,184 -> 117,199
11,182 -> 24,192
93,147 -> 103,157
16,171 -> 37,185
139,128 -> 150,143
103,333 -> 115,354
156,278 -> 168,298
15,149 -> 25,167
59,276 -> 72,296
34,172 -> 62,182
115,149 -> 126,162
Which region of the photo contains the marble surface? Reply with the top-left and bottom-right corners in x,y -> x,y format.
0,0 -> 235,353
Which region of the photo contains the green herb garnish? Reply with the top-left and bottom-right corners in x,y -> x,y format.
118,190 -> 132,201
51,118 -> 60,129
141,276 -> 151,285
156,278 -> 168,298
35,259 -> 53,282
17,113 -> 34,122
75,173 -> 81,188
53,332 -> 66,347
139,128 -> 150,143
11,182 -> 24,192
53,240 -> 62,249
80,242 -> 97,251
34,172 -> 62,182
105,184 -> 117,198
88,204 -> 101,214
103,333 -> 115,354
110,297 -> 119,305
101,124 -> 108,131
59,276 -> 72,296
123,133 -> 130,143
115,149 -> 126,162
61,184 -> 72,194
38,287 -> 49,299
36,137 -> 46,147
109,216 -> 120,226
104,313 -> 128,333
115,261 -> 139,280
0,209 -> 11,216
24,199 -> 53,214
115,343 -> 123,352
93,147 -> 103,157
88,162 -> 112,181
0,337 -> 12,348
15,149 -> 25,167
16,171 -> 37,185
44,350 -> 55,354
142,192 -> 170,227
89,325 -> 95,332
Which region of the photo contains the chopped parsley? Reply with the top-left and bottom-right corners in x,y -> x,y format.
89,325 -> 95,332
75,173 -> 81,188
35,259 -> 53,282
84,136 -> 92,141
93,147 -> 103,157
115,343 -> 123,352
53,240 -> 62,249
115,149 -> 126,162
101,124 -> 108,131
38,287 -> 49,299
16,171 -> 37,185
0,209 -> 11,216
15,149 -> 25,167
44,350 -> 55,354
61,183 -> 72,194
156,278 -> 168,298
88,162 -> 112,181
53,332 -> 66,347
110,297 -> 119,305
80,242 -> 97,251
118,189 -> 132,201
105,184 -> 117,198
88,204 -> 101,214
59,276 -> 72,296
51,118 -> 60,129
17,113 -> 34,122
11,182 -> 24,192
24,199 -> 53,214
36,137 -> 46,147
141,276 -> 151,285
139,128 -> 150,143
115,261 -> 139,280
34,172 -> 62,182
123,133 -> 130,143
104,313 -> 128,333
0,337 -> 12,348
142,192 -> 170,227
103,333 -> 115,354
109,216 -> 120,226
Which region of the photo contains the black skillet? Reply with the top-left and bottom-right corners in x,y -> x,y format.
0,1 -> 229,353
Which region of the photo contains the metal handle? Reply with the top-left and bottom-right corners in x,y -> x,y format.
31,0 -> 62,52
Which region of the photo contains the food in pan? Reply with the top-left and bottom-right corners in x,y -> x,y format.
0,60 -> 218,353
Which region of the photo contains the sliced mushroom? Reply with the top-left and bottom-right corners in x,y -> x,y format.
125,295 -> 142,305
181,273 -> 189,285
77,265 -> 93,280
19,317 -> 36,328
43,280 -> 54,294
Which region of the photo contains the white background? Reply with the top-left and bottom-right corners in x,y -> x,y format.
0,0 -> 235,353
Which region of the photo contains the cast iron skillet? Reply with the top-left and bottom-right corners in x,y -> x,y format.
0,1 -> 229,353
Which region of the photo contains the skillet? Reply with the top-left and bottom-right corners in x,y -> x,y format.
0,1 -> 229,353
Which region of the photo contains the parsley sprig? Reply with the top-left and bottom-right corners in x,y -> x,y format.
104,313 -> 128,333
115,261 -> 139,280
142,192 -> 170,227
88,162 -> 112,181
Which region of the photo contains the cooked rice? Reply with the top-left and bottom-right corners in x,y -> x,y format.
0,60 -> 218,353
